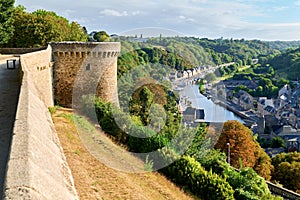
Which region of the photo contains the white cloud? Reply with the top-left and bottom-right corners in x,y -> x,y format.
295,0 -> 300,6
100,9 -> 129,17
99,9 -> 142,17
178,15 -> 195,22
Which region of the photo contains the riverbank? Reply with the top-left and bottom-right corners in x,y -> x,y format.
213,100 -> 256,127
178,84 -> 245,123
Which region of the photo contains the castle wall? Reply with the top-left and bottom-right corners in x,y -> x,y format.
0,47 -> 47,55
19,46 -> 54,107
3,46 -> 78,199
51,42 -> 120,107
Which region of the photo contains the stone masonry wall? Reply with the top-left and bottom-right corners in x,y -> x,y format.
3,46 -> 79,199
51,42 -> 120,107
19,46 -> 54,107
0,47 -> 47,55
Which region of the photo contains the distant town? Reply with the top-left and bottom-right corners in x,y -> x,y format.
169,63 -> 300,156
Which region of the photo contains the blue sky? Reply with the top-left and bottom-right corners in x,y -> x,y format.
15,0 -> 300,40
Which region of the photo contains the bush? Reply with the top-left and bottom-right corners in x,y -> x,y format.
128,127 -> 168,153
225,167 -> 280,200
161,156 -> 235,200
272,152 -> 300,192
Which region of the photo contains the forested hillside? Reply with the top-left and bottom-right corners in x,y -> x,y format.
261,47 -> 300,80
264,41 -> 300,51
113,36 -> 299,73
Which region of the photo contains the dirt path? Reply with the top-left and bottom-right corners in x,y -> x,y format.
0,57 -> 20,198
52,109 -> 197,200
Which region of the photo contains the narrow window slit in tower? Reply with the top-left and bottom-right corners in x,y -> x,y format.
86,63 -> 91,71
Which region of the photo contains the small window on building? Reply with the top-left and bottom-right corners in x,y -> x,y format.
86,64 -> 91,71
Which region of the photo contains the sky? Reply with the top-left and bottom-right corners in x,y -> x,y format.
15,0 -> 300,41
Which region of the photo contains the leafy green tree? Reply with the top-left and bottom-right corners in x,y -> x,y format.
6,6 -> 87,47
225,167 -> 280,200
205,72 -> 217,82
93,31 -> 110,42
270,137 -> 285,148
253,142 -> 274,181
198,79 -> 205,94
130,86 -> 154,126
0,0 -> 14,45
272,152 -> 300,193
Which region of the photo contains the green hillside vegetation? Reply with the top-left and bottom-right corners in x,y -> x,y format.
147,37 -> 277,66
117,46 -> 193,78
222,63 -> 289,98
113,36 -> 278,73
105,37 -> 291,198
223,46 -> 300,98
81,97 -> 281,199
261,47 -> 300,80
264,41 -> 300,51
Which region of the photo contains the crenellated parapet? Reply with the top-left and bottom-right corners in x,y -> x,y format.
53,50 -> 120,58
50,42 -> 120,107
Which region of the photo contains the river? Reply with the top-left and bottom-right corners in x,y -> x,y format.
179,84 -> 244,123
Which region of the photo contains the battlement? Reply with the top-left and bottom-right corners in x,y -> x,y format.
53,50 -> 120,58
50,42 -> 120,53
51,42 -> 120,59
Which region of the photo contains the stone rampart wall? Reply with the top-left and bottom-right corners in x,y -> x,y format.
0,47 -> 47,55
19,46 -> 54,107
3,46 -> 78,199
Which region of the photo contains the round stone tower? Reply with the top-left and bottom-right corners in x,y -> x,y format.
51,42 -> 120,107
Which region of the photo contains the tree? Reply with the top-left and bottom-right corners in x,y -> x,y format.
130,86 -> 154,126
205,72 -> 217,82
225,167 -> 279,200
215,121 -> 257,168
93,31 -> 110,42
253,142 -> 273,181
271,152 -> 300,193
0,0 -> 14,45
6,6 -> 87,47
198,79 -> 205,94
270,137 -> 285,148
215,121 -> 274,180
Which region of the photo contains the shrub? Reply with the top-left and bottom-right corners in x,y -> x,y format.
161,156 -> 235,200
225,167 -> 280,200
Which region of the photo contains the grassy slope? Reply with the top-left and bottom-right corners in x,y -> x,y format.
52,108 -> 197,200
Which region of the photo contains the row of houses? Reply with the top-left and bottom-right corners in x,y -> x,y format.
169,65 -> 211,81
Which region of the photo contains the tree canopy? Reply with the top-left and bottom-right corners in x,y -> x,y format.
93,31 -> 110,42
271,152 -> 300,193
6,6 -> 88,47
215,120 -> 273,180
0,0 -> 15,45
215,120 -> 257,168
